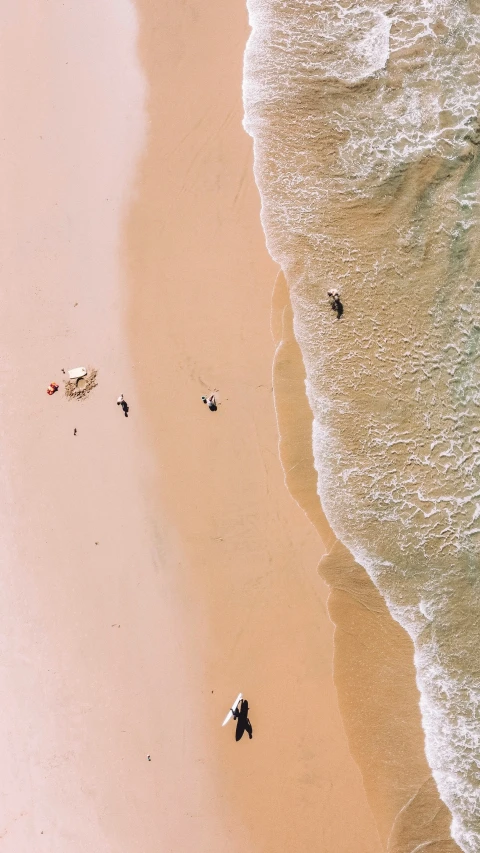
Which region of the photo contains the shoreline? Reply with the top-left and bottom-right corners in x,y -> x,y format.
0,0 -> 460,849
126,0 -> 384,849
272,272 -> 459,851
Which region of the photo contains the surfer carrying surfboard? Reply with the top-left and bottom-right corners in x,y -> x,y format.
222,694 -> 253,740
231,699 -> 253,740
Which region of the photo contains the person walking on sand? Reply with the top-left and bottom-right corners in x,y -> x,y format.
201,394 -> 217,411
117,394 -> 129,417
327,288 -> 343,319
231,698 -> 253,740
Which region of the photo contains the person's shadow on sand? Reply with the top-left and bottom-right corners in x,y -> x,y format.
232,699 -> 253,741
121,400 -> 129,418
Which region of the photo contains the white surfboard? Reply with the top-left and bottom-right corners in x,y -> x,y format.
222,693 -> 242,726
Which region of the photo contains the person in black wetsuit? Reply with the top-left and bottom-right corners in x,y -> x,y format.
231,699 -> 253,740
327,288 -> 343,319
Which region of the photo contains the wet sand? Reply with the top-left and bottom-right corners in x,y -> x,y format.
125,0 -> 387,850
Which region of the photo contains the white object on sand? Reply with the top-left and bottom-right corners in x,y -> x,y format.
222,693 -> 242,726
68,367 -> 87,380
117,394 -> 124,404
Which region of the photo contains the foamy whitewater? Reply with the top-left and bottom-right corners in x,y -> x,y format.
243,2 -> 480,851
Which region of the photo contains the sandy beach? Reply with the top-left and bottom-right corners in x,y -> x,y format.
126,0 -> 385,848
0,0 -> 460,851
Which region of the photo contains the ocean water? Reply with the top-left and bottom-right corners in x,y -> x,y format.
243,2 -> 480,851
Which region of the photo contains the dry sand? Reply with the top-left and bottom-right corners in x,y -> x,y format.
0,0 -> 456,851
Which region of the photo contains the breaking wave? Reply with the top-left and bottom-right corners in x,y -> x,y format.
243,2 -> 480,851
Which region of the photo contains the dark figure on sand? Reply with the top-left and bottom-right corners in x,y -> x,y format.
231,699 -> 253,741
327,288 -> 343,319
201,394 -> 217,411
117,394 -> 129,417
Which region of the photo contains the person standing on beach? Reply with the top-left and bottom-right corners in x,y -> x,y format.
201,394 -> 217,411
231,699 -> 253,740
117,394 -> 129,417
327,288 -> 343,319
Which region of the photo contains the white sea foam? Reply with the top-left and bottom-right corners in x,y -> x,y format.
244,1 -> 480,850
245,0 -> 480,193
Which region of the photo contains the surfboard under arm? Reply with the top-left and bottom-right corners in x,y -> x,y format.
222,693 -> 242,726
